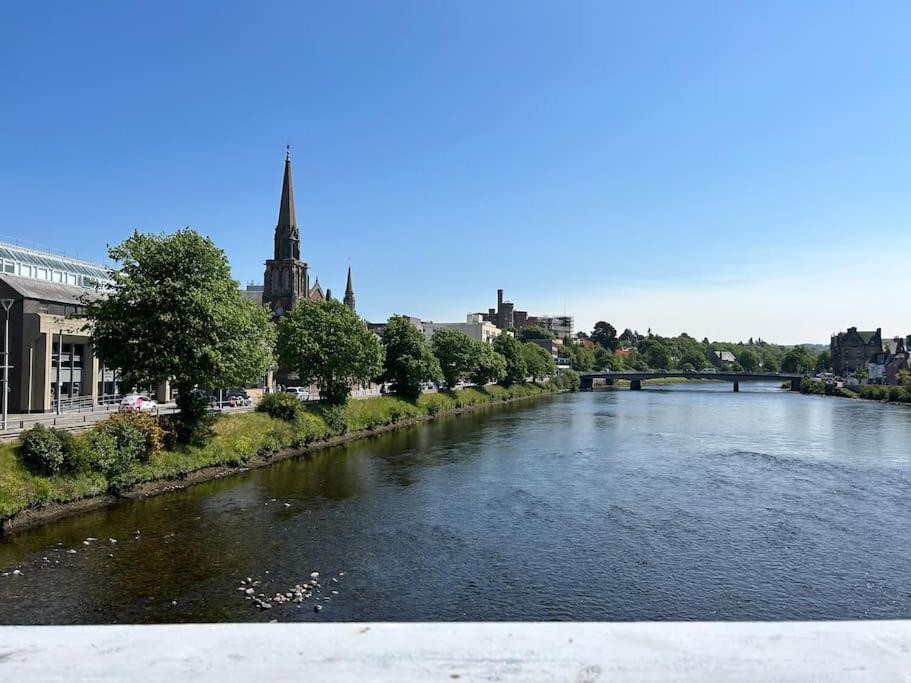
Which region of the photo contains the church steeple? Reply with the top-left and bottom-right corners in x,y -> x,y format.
274,145 -> 300,260
343,265 -> 356,312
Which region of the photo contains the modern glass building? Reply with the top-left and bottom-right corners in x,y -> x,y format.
0,241 -> 110,290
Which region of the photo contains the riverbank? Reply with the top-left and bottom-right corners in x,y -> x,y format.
0,382 -> 571,535
799,378 -> 911,404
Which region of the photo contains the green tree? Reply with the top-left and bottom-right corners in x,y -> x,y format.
470,341 -> 507,386
897,369 -> 911,387
853,367 -> 868,383
277,299 -> 383,405
380,315 -> 442,399
521,342 -> 556,382
815,350 -> 831,373
736,349 -> 760,372
518,324 -> 553,341
567,343 -> 596,371
84,228 -> 274,437
645,343 -> 673,370
594,347 -> 624,371
590,321 -> 618,350
431,329 -> 478,388
781,346 -> 813,373
493,333 -> 528,386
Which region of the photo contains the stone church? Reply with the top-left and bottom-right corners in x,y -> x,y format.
261,147 -> 355,316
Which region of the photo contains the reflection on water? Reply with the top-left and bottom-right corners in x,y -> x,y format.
2,384 -> 911,623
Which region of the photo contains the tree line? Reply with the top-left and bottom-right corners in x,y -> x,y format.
83,228 -> 561,441
562,321 -> 827,374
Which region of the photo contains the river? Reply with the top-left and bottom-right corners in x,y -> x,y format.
2,383 -> 911,623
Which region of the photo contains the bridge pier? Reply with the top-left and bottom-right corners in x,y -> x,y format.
630,380 -> 642,391
790,377 -> 802,392
733,381 -> 739,392
580,376 -> 593,392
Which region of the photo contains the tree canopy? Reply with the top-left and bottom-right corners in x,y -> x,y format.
470,341 -> 507,386
518,325 -> 553,341
521,342 -> 556,382
590,321 -> 618,350
431,328 -> 478,388
380,315 -> 442,399
493,334 -> 527,386
84,228 -> 274,422
277,298 -> 383,405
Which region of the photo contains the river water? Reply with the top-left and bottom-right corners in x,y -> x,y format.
2,383 -> 911,623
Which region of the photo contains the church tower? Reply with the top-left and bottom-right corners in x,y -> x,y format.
263,147 -> 310,316
343,265 -> 356,312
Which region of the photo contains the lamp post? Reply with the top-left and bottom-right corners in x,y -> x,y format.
1,299 -> 13,431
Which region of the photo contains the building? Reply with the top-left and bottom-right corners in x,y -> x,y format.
480,288 -> 573,337
421,315 -> 501,344
707,350 -> 736,368
260,147 -> 355,316
528,338 -> 563,360
0,246 -> 115,413
831,327 -> 883,375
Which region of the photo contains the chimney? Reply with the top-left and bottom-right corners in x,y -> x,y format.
497,289 -> 503,307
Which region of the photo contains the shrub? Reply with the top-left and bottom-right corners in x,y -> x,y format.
94,412 -> 162,462
292,411 -> 330,446
417,393 -> 455,416
889,386 -> 904,402
316,404 -> 348,434
20,424 -> 72,475
88,429 -> 137,482
256,392 -> 303,422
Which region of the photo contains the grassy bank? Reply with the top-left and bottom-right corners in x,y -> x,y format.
0,382 -> 570,526
800,378 -> 911,403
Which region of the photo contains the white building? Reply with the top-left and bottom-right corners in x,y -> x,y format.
422,314 -> 501,344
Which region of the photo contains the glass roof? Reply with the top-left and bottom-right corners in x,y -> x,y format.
0,244 -> 109,281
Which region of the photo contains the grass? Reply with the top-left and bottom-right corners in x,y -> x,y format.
0,381 -> 571,524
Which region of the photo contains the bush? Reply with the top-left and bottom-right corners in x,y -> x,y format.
256,392 -> 303,422
20,424 -> 72,475
316,404 -> 348,434
292,411 -> 330,447
889,386 -> 904,402
88,429 -> 138,483
94,412 -> 162,462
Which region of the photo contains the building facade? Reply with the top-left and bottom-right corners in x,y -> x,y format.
260,148 -> 355,317
421,315 -> 501,344
479,288 -> 573,337
831,327 -> 883,375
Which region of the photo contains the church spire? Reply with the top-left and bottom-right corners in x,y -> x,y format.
343,265 -> 356,312
274,145 -> 300,260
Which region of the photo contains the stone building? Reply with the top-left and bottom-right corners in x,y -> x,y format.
259,147 -> 355,317
831,327 -> 883,374
480,288 -> 573,337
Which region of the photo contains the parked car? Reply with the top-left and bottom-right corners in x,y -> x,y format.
225,388 -> 254,407
119,393 -> 159,415
284,387 -> 310,402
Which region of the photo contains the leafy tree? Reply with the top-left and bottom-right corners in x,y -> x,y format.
853,367 -> 868,383
781,346 -> 813,373
493,333 -> 527,386
518,324 -> 553,341
815,350 -> 831,373
380,315 -> 442,399
645,344 -> 673,370
84,229 -> 274,437
277,299 -> 383,405
567,343 -> 596,371
619,328 -> 636,343
590,321 -> 618,350
470,341 -> 507,386
898,369 -> 911,387
431,329 -> 478,388
736,349 -> 760,372
681,349 -> 707,370
594,347 -> 624,371
521,342 -> 556,382
763,354 -> 781,372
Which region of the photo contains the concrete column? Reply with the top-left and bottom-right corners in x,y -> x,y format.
791,378 -> 802,392
84,342 -> 99,405
630,379 -> 642,391
155,380 -> 170,403
733,381 -> 740,392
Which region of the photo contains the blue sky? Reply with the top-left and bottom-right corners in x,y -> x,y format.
2,1 -> 910,343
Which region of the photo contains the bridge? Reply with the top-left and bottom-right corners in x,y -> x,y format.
579,371 -> 803,392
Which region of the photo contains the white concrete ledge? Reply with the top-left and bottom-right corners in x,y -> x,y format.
1,621 -> 910,681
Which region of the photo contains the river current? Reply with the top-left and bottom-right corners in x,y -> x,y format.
2,383 -> 911,623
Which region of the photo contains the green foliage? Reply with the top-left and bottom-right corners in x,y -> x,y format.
590,321 -> 618,350
493,334 -> 527,386
256,392 -> 303,421
20,424 -> 73,475
521,342 -> 556,382
566,343 -> 596,371
782,346 -> 814,373
645,344 -> 673,370
470,341 -> 507,386
84,228 -> 275,437
94,412 -> 163,462
518,325 -> 553,341
417,392 -> 457,416
278,298 -> 384,405
381,315 -> 442,400
594,347 -> 625,371
431,328 -> 478,388
736,349 -> 759,372
548,369 -> 580,391
815,350 -> 831,373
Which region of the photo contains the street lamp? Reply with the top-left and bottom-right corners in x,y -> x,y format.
1,299 -> 13,431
